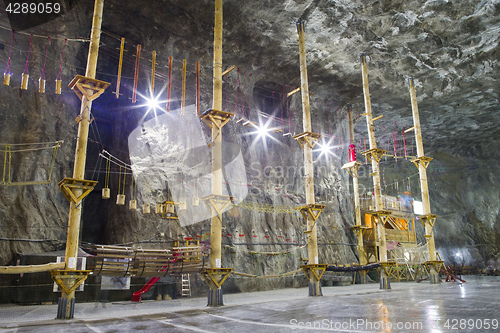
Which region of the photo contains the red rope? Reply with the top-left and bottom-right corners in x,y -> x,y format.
249,73 -> 253,118
281,85 -> 285,128
288,87 -> 291,134
224,73 -> 229,112
328,103 -> 332,137
56,39 -> 67,80
235,68 -> 239,116
242,70 -> 246,118
403,126 -> 408,159
4,30 -> 14,74
364,138 -> 367,164
22,34 -> 33,75
40,37 -> 50,80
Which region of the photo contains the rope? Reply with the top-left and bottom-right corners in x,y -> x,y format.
235,200 -> 297,214
0,24 -> 89,42
104,157 -> 111,188
232,269 -> 303,279
40,37 -> 50,80
2,145 -> 11,184
249,73 -> 253,118
235,67 -> 239,116
99,151 -> 133,170
22,34 -> 33,75
56,39 -> 67,80
122,169 -> 126,195
4,30 -> 14,74
47,141 -> 61,182
131,174 -> 136,200
242,70 -> 246,118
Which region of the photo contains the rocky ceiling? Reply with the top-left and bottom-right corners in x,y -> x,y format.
96,0 -> 499,155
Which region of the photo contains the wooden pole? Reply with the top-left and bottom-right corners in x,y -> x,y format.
181,59 -> 186,115
204,0 -> 225,306
408,78 -> 439,283
132,44 -> 141,103
0,262 -> 65,274
360,55 -> 389,289
196,62 -> 200,117
114,37 -> 124,99
61,0 -> 105,318
296,20 -> 321,296
167,56 -> 173,111
151,50 -> 156,94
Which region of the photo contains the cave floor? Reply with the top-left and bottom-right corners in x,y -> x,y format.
0,275 -> 498,332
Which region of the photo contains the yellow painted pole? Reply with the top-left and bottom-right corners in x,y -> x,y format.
151,50 -> 156,94
114,37 -> 124,99
408,78 -> 439,283
296,20 -> 321,296
181,59 -> 186,116
59,0 -> 105,319
360,55 -> 389,289
206,0 -> 225,306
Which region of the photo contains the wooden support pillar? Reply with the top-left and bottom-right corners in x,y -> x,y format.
408,78 -> 441,284
360,55 -> 390,289
200,0 -> 233,306
54,0 -> 108,319
343,105 -> 367,282
295,19 -> 324,296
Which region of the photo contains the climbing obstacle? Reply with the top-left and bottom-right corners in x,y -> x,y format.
88,244 -> 208,277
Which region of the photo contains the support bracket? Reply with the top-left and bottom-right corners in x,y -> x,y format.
200,109 -> 234,130
296,204 -> 326,224
341,161 -> 362,178
419,214 -> 438,228
68,75 -> 110,101
51,269 -> 92,295
411,156 -> 433,169
379,261 -> 397,277
201,194 -> 235,216
300,264 -> 328,281
200,268 -> 233,289
293,132 -> 321,149
58,178 -> 98,205
352,225 -> 369,238
371,210 -> 392,227
361,148 -> 387,163
424,260 -> 444,275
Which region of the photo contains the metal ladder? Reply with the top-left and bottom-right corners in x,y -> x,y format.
181,274 -> 191,297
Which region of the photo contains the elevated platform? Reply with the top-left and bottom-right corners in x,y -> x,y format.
87,245 -> 208,277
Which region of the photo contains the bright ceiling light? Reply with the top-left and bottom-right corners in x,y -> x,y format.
256,124 -> 271,139
314,137 -> 339,161
145,96 -> 160,109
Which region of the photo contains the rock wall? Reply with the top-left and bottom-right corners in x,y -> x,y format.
0,0 -> 498,283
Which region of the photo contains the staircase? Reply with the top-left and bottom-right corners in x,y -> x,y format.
181,274 -> 191,297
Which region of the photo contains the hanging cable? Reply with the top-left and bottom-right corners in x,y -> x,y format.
55,39 -> 67,94
4,30 -> 14,85
20,34 -> 33,90
2,145 -> 11,184
40,37 -> 50,80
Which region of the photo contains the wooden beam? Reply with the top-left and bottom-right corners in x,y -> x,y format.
221,65 -> 235,76
0,262 -> 65,274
